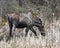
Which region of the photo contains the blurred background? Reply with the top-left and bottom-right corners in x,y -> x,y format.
0,0 -> 60,48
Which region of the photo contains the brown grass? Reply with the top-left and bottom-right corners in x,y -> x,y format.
0,6 -> 60,48
0,18 -> 60,48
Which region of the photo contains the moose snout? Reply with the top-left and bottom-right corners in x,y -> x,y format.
41,32 -> 45,36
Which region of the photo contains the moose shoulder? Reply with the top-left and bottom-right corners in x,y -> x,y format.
7,12 -> 45,37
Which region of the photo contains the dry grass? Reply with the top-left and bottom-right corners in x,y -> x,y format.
0,6 -> 60,48
0,18 -> 60,48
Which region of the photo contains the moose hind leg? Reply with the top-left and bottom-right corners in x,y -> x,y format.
25,28 -> 29,37
9,23 -> 13,37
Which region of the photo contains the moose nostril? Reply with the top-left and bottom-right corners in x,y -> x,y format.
41,33 -> 45,36
41,26 -> 44,28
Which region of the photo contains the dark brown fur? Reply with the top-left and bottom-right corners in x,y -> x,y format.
7,13 -> 45,37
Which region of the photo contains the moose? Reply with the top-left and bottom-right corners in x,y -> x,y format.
7,11 -> 45,37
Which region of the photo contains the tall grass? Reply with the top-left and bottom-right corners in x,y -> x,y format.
0,18 -> 60,48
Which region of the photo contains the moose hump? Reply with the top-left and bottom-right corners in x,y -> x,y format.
20,12 -> 33,25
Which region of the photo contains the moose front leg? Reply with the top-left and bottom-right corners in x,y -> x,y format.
30,27 -> 37,36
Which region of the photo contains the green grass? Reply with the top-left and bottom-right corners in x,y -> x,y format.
0,19 -> 7,28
